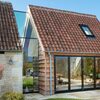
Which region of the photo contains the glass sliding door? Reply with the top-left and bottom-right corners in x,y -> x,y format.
95,57 -> 100,88
55,56 -> 69,92
70,57 -> 82,90
54,56 -> 99,93
83,57 -> 94,89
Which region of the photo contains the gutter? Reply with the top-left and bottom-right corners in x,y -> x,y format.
45,50 -> 100,54
48,51 -> 52,95
0,50 -> 22,52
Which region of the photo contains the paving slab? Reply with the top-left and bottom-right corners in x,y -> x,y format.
25,90 -> 100,100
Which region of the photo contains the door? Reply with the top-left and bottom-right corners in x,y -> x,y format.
95,57 -> 100,88
54,56 -> 98,93
55,56 -> 69,92
83,57 -> 94,89
70,57 -> 82,90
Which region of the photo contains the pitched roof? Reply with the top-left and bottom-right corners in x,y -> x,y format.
0,1 -> 22,51
29,5 -> 100,53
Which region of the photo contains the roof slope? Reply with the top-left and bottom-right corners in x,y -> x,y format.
0,2 -> 21,51
29,5 -> 100,53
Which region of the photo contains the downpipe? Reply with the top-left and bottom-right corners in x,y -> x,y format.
48,52 -> 52,95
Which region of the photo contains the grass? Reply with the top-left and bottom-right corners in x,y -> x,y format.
47,98 -> 81,100
23,76 -> 38,88
23,76 -> 33,87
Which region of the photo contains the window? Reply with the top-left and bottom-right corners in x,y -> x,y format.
80,25 -> 95,37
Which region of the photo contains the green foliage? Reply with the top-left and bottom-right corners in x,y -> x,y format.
84,58 -> 93,76
23,62 -> 33,75
23,76 -> 37,88
96,73 -> 100,79
23,76 -> 33,88
1,92 -> 24,100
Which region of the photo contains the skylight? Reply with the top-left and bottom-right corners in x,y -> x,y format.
80,25 -> 95,37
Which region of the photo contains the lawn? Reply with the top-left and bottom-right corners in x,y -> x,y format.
47,98 -> 80,100
23,76 -> 33,88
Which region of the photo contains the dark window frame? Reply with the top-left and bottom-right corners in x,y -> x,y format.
0,51 -> 4,54
79,24 -> 95,37
54,55 -> 100,93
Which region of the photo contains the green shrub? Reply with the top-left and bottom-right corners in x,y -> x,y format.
1,92 -> 24,100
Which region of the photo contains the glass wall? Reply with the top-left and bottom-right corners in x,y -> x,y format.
55,57 -> 68,91
14,11 -> 26,37
23,38 -> 39,93
70,57 -> 82,90
55,56 -> 100,92
83,57 -> 94,89
95,57 -> 100,88
20,18 -> 38,93
15,11 -> 39,93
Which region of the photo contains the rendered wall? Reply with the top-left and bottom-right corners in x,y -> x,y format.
0,52 -> 23,96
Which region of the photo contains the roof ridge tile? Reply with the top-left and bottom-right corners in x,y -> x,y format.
29,5 -> 96,18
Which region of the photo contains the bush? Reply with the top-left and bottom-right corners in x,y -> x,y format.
1,92 -> 24,100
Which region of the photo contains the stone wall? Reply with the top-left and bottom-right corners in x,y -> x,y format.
0,52 -> 23,96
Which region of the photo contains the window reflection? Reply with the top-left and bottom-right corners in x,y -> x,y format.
70,57 -> 82,90
83,57 -> 94,89
23,38 -> 39,93
96,57 -> 100,88
56,57 -> 68,91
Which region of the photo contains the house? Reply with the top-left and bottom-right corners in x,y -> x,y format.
0,1 -> 100,96
0,2 -> 22,95
24,5 -> 100,95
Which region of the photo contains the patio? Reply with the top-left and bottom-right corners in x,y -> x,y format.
25,90 -> 100,100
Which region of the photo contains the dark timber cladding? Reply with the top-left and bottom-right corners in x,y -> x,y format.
0,1 -> 22,51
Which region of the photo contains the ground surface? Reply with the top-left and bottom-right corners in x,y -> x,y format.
25,90 -> 100,100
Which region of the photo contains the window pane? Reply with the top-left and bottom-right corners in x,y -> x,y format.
70,57 -> 82,90
95,57 -> 100,88
82,26 -> 92,35
23,38 -> 39,93
80,25 -> 94,37
83,57 -> 94,89
55,57 -> 68,91
14,11 -> 26,37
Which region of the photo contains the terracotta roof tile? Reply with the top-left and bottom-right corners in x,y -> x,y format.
29,5 -> 100,53
0,1 -> 22,51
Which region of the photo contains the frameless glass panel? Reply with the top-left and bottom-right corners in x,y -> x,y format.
95,57 -> 100,88
14,11 -> 26,37
55,57 -> 68,91
83,57 -> 94,89
22,38 -> 39,93
70,57 -> 82,90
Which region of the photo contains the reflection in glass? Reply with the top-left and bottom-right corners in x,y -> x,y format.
83,57 -> 94,89
96,58 -> 100,88
70,57 -> 82,90
55,57 -> 68,91
23,38 -> 39,93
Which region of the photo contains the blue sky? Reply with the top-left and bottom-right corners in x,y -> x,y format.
6,0 -> 100,36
